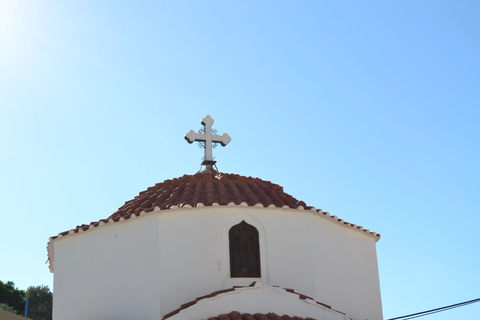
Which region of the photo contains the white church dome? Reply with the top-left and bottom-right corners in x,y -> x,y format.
47,116 -> 383,320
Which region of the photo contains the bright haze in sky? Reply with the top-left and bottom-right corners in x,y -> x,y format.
0,1 -> 479,319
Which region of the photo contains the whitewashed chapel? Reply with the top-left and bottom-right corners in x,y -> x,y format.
47,116 -> 383,320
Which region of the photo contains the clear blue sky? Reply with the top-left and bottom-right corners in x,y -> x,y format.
1,1 -> 479,319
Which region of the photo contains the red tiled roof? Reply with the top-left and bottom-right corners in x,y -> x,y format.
110,171 -> 307,220
49,171 -> 381,243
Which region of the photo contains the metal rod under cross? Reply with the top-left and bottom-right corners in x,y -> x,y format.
185,115 -> 231,172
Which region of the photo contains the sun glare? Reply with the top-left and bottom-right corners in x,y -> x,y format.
0,0 -> 36,77
0,0 -> 23,44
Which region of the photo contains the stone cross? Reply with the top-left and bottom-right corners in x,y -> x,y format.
185,115 -> 231,171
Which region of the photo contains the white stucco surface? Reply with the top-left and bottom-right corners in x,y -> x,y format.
52,206 -> 382,320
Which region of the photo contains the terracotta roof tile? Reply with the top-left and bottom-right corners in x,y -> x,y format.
109,171 -> 307,220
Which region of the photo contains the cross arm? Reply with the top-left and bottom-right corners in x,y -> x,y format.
212,133 -> 231,147
184,130 -> 205,144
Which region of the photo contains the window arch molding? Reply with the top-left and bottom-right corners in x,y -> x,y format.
220,211 -> 268,285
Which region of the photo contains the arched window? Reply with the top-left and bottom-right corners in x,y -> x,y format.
229,221 -> 261,278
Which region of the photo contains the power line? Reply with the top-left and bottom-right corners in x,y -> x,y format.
386,297 -> 480,320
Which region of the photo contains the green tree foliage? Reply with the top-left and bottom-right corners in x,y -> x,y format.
0,281 -> 25,315
0,302 -> 18,313
26,285 -> 52,320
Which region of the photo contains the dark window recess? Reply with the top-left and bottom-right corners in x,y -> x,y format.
229,221 -> 260,277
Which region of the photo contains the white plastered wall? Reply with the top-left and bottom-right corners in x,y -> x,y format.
52,206 -> 382,320
52,214 -> 161,320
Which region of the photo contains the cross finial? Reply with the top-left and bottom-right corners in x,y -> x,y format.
185,115 -> 231,172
